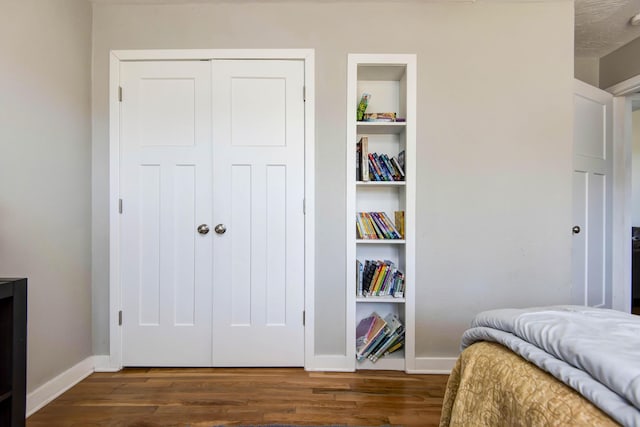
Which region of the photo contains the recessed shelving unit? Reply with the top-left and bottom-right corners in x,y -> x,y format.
346,54 -> 416,372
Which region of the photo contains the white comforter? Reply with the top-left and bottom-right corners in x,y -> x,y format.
461,306 -> 640,427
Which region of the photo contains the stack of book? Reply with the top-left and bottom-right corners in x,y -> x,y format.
356,259 -> 405,298
356,136 -> 405,182
357,211 -> 403,240
356,312 -> 405,362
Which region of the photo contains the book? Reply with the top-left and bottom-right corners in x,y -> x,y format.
368,153 -> 384,181
356,313 -> 388,359
363,112 -> 396,122
369,324 -> 405,362
355,314 -> 377,348
383,339 -> 405,356
358,137 -> 369,182
391,156 -> 405,178
394,211 -> 405,239
356,259 -> 363,296
379,212 -> 401,239
373,153 -> 393,181
370,212 -> 392,239
397,150 -> 405,173
380,154 -> 399,181
365,212 -> 384,239
358,212 -> 375,239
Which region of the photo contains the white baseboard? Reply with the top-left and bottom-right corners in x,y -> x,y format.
93,355 -> 120,372
27,356 -> 96,417
307,355 -> 457,374
408,357 -> 457,374
305,355 -> 353,372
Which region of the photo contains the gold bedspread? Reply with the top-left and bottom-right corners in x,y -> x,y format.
439,341 -> 619,427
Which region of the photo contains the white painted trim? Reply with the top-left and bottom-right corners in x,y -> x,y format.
345,56 -> 358,369
306,355 -> 353,372
346,54 -> 417,373
607,75 -> 640,313
612,96 -> 633,312
409,357 -> 456,374
93,355 -> 121,373
607,74 -> 640,97
27,357 -> 96,417
303,50 -> 317,371
112,49 -> 315,61
109,49 -> 315,369
109,51 -> 123,371
404,54 -> 417,373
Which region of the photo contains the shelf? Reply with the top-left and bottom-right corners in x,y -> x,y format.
356,239 -> 405,244
356,349 -> 406,370
356,181 -> 405,187
348,54 -> 415,373
356,296 -> 405,303
357,122 -> 406,134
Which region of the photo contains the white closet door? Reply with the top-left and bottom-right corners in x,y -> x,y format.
572,79 -> 613,308
211,60 -> 305,366
120,61 -> 213,366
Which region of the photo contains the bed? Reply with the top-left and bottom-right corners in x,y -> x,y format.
439,306 -> 640,427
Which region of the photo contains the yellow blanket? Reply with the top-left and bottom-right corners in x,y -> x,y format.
440,342 -> 618,427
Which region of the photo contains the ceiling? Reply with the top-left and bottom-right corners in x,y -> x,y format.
575,0 -> 640,58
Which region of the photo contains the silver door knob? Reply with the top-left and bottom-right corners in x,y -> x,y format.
214,224 -> 227,234
572,225 -> 581,234
197,224 -> 210,235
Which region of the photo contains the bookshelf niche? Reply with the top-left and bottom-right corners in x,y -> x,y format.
346,54 -> 416,371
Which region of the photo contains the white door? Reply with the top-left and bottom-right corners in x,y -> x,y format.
119,59 -> 306,366
572,79 -> 613,308
120,61 -> 213,365
211,60 -> 305,366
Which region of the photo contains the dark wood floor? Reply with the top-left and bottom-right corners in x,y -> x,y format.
27,368 -> 449,427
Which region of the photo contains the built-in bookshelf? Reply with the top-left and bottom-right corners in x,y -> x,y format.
346,54 -> 416,372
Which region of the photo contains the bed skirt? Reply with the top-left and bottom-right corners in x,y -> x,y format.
439,342 -> 618,427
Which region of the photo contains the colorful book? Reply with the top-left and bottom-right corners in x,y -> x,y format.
355,315 -> 377,348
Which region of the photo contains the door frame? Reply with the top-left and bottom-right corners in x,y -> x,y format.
606,74 -> 640,312
108,49 -> 316,370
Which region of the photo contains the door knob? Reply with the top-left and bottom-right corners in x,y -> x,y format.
197,224 -> 210,235
572,225 -> 581,235
214,224 -> 227,234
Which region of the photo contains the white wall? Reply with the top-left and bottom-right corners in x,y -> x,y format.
632,110 -> 640,226
575,57 -> 599,87
92,0 -> 574,359
0,0 -> 93,391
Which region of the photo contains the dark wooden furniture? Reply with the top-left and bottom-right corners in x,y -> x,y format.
0,278 -> 27,427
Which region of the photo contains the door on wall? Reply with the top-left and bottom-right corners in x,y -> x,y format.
572,79 -> 613,308
119,59 -> 305,366
211,60 -> 305,366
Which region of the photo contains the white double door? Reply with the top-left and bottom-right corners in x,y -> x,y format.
119,59 -> 305,366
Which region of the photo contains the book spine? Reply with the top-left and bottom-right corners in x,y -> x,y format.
380,154 -> 398,181
391,156 -> 405,179
361,136 -> 369,182
370,212 -> 392,239
365,212 -> 384,239
380,212 -> 401,239
374,153 -> 392,181
368,153 -> 383,181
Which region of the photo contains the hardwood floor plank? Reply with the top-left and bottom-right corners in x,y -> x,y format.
27,368 -> 449,426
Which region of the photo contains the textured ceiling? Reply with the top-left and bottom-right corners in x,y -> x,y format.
575,0 -> 640,58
